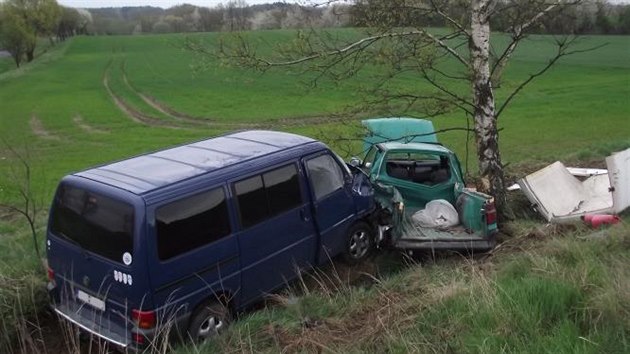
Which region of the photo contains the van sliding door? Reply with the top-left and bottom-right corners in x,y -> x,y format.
235,163 -> 318,304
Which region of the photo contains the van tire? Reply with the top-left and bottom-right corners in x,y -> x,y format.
341,222 -> 373,265
187,301 -> 230,343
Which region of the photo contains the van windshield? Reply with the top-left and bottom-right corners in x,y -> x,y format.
50,184 -> 134,264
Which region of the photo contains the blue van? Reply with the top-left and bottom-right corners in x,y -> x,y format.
46,130 -> 375,350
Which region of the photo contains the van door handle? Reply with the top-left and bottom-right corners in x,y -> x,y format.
300,209 -> 310,222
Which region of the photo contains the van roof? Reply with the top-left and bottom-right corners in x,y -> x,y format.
75,130 -> 316,195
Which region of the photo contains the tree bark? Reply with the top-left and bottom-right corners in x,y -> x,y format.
26,49 -> 34,62
13,55 -> 21,68
470,0 -> 511,220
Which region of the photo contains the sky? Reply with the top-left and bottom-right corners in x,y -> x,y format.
57,0 -> 629,9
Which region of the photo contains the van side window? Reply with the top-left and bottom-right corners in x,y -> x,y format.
156,188 -> 230,261
306,154 -> 345,200
234,175 -> 267,228
235,164 -> 302,229
263,164 -> 302,215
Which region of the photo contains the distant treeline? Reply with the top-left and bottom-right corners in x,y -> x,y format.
1,1 -> 629,68
85,0 -> 630,36
86,2 -> 352,35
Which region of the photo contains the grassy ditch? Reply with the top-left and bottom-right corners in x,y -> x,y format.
3,217 -> 628,353
0,215 -> 47,353
174,221 -> 629,354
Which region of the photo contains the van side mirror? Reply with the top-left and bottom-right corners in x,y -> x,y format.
349,157 -> 362,167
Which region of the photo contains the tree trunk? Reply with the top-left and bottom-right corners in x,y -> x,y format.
13,54 -> 21,68
470,0 -> 511,220
26,49 -> 34,62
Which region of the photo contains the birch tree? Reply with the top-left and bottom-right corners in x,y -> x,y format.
194,0 -> 594,219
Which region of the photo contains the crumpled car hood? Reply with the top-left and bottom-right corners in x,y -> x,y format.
362,117 -> 438,152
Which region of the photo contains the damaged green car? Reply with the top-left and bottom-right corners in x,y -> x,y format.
352,118 -> 498,253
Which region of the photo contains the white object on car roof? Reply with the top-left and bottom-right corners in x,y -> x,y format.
518,148 -> 630,223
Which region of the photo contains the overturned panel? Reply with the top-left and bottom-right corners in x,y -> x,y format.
518,161 -> 613,222
607,148 -> 630,213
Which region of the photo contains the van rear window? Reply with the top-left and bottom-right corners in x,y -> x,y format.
50,185 -> 134,264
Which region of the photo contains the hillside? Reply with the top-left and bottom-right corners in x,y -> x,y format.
0,29 -> 629,353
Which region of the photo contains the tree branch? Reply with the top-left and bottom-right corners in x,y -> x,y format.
429,0 -> 471,38
418,29 -> 470,67
491,1 -> 580,83
240,29 -> 471,69
496,36 -> 605,119
420,67 -> 476,112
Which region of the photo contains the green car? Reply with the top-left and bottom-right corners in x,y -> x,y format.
352,118 -> 498,252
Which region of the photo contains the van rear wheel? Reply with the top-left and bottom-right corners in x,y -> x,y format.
342,222 -> 373,264
187,301 -> 230,343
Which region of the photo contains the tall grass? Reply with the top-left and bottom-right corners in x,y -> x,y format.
0,214 -> 47,353
169,222 -> 630,353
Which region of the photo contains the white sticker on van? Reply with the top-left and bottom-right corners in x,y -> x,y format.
122,252 -> 132,265
113,270 -> 133,286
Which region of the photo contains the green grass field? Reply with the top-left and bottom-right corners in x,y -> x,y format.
0,29 -> 629,353
1,31 -> 629,194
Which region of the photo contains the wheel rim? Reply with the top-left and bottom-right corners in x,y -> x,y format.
198,315 -> 224,339
349,229 -> 369,259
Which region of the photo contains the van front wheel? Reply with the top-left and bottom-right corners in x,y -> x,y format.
342,222 -> 373,264
187,301 -> 230,343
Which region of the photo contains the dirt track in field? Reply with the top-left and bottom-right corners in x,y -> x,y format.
73,115 -> 108,134
30,116 -> 59,140
104,58 -> 353,131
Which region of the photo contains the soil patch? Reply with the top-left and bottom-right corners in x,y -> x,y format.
72,115 -> 108,134
29,116 -> 59,140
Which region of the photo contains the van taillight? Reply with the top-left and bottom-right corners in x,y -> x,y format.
47,267 -> 55,282
132,309 -> 156,329
485,201 -> 497,225
132,332 -> 146,345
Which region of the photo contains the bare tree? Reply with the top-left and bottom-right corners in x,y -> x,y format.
190,0 -> 601,219
224,0 -> 250,31
0,139 -> 43,263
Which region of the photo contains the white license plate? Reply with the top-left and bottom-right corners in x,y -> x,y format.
77,290 -> 106,311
